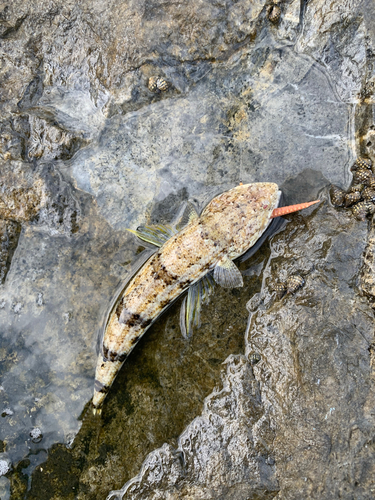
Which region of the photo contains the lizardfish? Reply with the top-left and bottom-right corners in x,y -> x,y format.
93,182 -> 319,413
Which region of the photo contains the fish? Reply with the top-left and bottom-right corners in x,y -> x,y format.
93,182 -> 320,413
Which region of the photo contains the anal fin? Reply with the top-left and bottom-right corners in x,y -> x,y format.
180,273 -> 215,338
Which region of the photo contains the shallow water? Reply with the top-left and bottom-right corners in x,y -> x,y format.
0,0 -> 374,498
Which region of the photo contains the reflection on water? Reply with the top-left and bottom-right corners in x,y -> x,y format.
0,21 -> 362,500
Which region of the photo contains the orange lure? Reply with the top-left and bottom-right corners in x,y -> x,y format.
271,200 -> 320,218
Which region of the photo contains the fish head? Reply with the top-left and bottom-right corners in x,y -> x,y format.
201,183 -> 320,259
201,182 -> 281,258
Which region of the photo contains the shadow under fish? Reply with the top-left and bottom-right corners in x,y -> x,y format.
93,183 -> 319,413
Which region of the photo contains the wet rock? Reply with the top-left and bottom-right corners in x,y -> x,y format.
0,0 -> 374,498
0,161 -> 80,235
360,224 -> 375,300
246,198 -> 375,499
109,355 -> 278,500
27,116 -> 84,162
0,220 -> 21,284
0,162 -> 47,223
107,196 -> 375,500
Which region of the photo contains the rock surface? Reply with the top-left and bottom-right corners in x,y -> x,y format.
0,0 -> 374,499
107,196 -> 375,500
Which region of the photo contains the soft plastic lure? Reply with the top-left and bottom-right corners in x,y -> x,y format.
93,182 -> 319,413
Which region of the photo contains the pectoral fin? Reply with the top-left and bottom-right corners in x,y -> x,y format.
126,224 -> 178,247
176,202 -> 199,230
127,203 -> 199,247
180,273 -> 215,338
213,257 -> 243,288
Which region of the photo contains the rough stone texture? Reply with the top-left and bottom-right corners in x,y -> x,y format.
0,0 -> 375,499
0,219 -> 21,284
109,355 -> 279,500
361,222 -> 375,299
247,198 -> 375,499
106,196 -> 375,500
0,162 -> 47,222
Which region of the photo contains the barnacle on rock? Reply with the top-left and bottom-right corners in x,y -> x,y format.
356,157 -> 372,170
272,282 -> 287,298
148,76 -> 159,92
344,191 -> 361,207
350,157 -> 373,172
353,168 -> 372,186
0,219 -> 21,284
352,201 -> 375,221
350,184 -> 364,193
330,185 -> 346,207
362,187 -> 375,202
250,353 -> 261,365
286,275 -> 304,294
268,4 -> 281,23
157,78 -> 170,92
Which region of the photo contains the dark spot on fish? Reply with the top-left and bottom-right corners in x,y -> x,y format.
94,380 -> 109,394
142,317 -> 152,327
119,308 -> 152,328
213,242 -> 218,246
115,298 -> 124,318
117,352 -> 128,362
159,297 -> 172,309
131,335 -> 141,345
152,255 -> 178,285
106,350 -> 117,361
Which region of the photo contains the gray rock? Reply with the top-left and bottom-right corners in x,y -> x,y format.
0,0 -> 374,498
109,355 -> 278,500
107,195 -> 375,500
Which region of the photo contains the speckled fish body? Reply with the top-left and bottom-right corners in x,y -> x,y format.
93,182 -> 281,411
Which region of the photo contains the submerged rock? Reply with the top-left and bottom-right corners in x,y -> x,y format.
109,355 -> 278,500
106,196 -> 375,500
0,0 -> 374,498
247,197 -> 375,499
